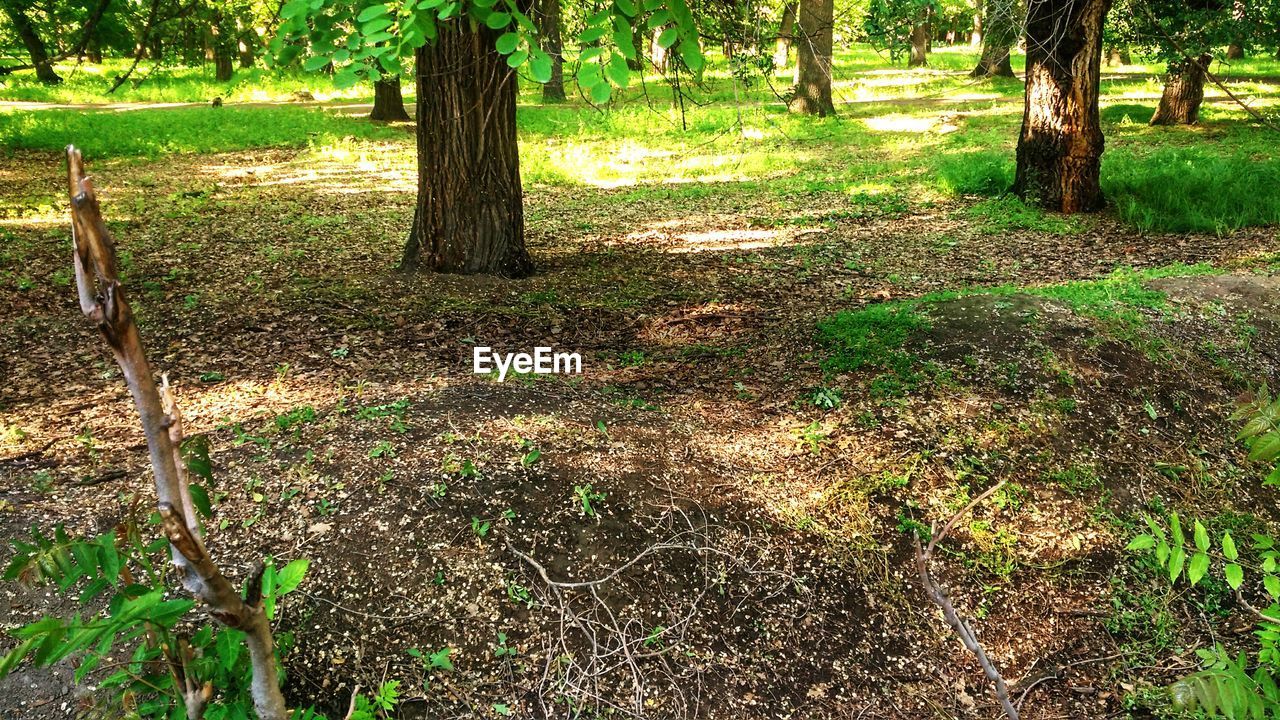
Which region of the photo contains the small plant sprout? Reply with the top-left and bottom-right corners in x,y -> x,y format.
471,517 -> 491,538
495,632 -> 518,659
573,484 -> 607,517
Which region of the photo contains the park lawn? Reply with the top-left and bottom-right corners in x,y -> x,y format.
1,46 -> 1280,719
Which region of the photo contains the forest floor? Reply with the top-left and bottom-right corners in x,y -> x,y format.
2,49 -> 1280,720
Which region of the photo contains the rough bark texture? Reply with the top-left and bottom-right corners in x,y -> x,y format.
2,2 -> 61,83
970,0 -> 1017,77
1014,0 -> 1110,213
401,23 -> 533,277
534,0 -> 566,101
774,2 -> 796,67
789,0 -> 834,115
908,23 -> 929,67
1150,54 -> 1212,125
370,76 -> 411,121
66,146 -> 289,720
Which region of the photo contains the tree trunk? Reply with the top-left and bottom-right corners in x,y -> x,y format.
651,28 -> 669,72
970,0 -> 1016,77
401,22 -> 532,277
971,4 -> 983,46
1150,54 -> 1211,126
87,41 -> 103,63
370,76 -> 410,121
238,34 -> 256,68
534,0 -> 566,100
789,0 -> 834,115
1104,45 -> 1131,66
1013,0 -> 1111,213
1227,42 -> 1244,59
908,24 -> 929,67
774,2 -> 796,67
628,21 -> 645,71
1227,0 -> 1246,58
211,14 -> 234,82
2,3 -> 61,84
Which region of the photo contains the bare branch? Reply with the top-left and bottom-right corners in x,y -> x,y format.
66,145 -> 289,720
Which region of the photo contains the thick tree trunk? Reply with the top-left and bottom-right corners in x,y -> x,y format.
211,14 -> 234,82
2,3 -> 61,84
1013,0 -> 1111,213
534,0 -> 566,100
238,34 -> 256,68
908,24 -> 929,67
1150,54 -> 1211,126
401,22 -> 532,277
87,42 -> 103,63
370,76 -> 410,121
774,2 -> 796,67
970,0 -> 1016,77
789,0 -> 834,115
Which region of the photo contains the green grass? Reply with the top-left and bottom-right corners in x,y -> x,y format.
817,303 -> 929,372
0,106 -> 401,158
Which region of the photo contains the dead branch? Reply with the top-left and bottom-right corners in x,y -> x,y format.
914,480 -> 1019,720
67,145 -> 288,720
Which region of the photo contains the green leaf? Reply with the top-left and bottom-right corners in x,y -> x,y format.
303,55 -> 331,72
1256,534 -> 1276,550
1267,574 -> 1280,601
605,54 -> 629,88
506,49 -> 529,68
1223,531 -> 1239,561
1170,513 -> 1184,547
656,27 -> 678,49
1194,521 -> 1210,552
615,0 -> 636,15
1265,465 -> 1280,486
281,0 -> 310,19
495,32 -> 520,54
580,27 -> 607,43
613,17 -> 637,60
1225,563 -> 1244,590
276,559 -> 309,596
190,484 -> 212,519
1126,534 -> 1156,551
485,11 -> 512,29
590,82 -> 612,104
1251,432 -> 1280,463
1169,546 -> 1186,582
361,17 -> 395,35
357,3 -> 390,22
677,39 -> 703,73
528,50 -> 552,83
1188,552 -> 1210,586
96,535 -> 120,584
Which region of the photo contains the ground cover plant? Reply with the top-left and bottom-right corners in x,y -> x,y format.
2,1 -> 1280,718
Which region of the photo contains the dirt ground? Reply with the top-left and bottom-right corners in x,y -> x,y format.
2,145 -> 1280,719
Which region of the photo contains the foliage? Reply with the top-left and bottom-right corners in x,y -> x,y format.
270,0 -> 705,103
817,301 -> 929,372
1122,392 -> 1280,718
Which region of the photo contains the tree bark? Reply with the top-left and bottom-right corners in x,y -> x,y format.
401,22 -> 533,277
2,2 -> 62,84
534,0 -> 566,101
908,23 -> 929,67
1104,45 -> 1131,66
774,2 -> 796,67
1150,54 -> 1211,126
1013,0 -> 1111,213
789,0 -> 834,115
211,13 -> 234,82
970,0 -> 1017,77
971,3 -> 983,46
370,76 -> 410,121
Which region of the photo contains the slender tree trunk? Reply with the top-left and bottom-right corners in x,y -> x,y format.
908,24 -> 929,67
1227,42 -> 1244,59
401,22 -> 532,277
1013,0 -> 1111,213
238,32 -> 256,68
1150,54 -> 1211,126
2,2 -> 61,84
774,2 -> 796,67
971,3 -> 983,46
87,41 -> 103,63
970,0 -> 1016,77
370,76 -> 410,121
651,28 -> 669,72
789,0 -> 834,115
211,14 -> 234,82
534,0 -> 566,100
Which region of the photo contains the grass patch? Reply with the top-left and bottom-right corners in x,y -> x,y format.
962,196 -> 1085,235
817,302 -> 929,372
0,106 -> 400,159
1102,147 -> 1280,233
934,150 -> 1014,196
